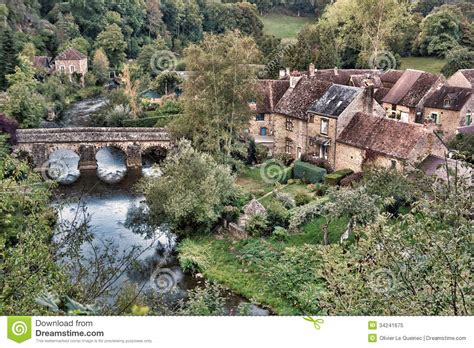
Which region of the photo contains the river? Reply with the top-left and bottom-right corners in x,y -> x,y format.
47,98 -> 269,315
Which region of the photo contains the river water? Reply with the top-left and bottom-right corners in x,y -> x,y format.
47,98 -> 270,315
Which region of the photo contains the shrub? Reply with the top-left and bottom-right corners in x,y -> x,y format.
274,192 -> 296,209
307,184 -> 317,192
255,144 -> 269,164
274,153 -> 294,166
271,226 -> 289,241
223,206 -> 241,223
293,161 -> 327,183
300,153 -> 333,173
315,183 -> 329,196
246,214 -> 269,237
287,179 -> 295,185
295,192 -> 312,206
266,201 -> 290,228
279,166 -> 293,184
324,169 -> 354,186
340,172 -> 364,187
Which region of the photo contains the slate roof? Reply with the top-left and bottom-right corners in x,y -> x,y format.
56,48 -> 87,61
274,77 -> 333,120
424,86 -> 472,111
256,80 -> 290,114
337,112 -> 427,160
307,85 -> 362,118
382,70 -> 440,107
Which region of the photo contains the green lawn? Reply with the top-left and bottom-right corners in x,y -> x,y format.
400,57 -> 446,74
260,14 -> 314,39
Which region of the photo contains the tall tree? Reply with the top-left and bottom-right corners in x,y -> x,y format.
171,31 -> 261,162
0,27 -> 17,90
92,48 -> 110,83
145,0 -> 165,37
96,24 -> 127,68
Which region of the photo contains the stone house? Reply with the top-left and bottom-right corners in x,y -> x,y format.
306,84 -> 384,168
54,48 -> 88,83
447,69 -> 474,89
423,85 -> 473,140
32,56 -> 53,74
335,112 -> 443,172
250,79 -> 290,151
382,69 -> 444,123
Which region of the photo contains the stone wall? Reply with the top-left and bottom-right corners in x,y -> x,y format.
55,58 -> 88,76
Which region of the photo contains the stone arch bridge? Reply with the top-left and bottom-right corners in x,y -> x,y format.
14,127 -> 173,170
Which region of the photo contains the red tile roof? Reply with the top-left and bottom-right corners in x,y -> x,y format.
256,80 -> 290,114
424,86 -> 472,111
56,48 -> 87,61
337,112 -> 428,160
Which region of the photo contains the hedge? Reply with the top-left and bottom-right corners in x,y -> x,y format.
280,166 -> 293,184
122,116 -> 165,127
293,160 -> 327,183
324,169 -> 354,186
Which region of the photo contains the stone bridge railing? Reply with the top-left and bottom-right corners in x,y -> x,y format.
15,127 -> 173,169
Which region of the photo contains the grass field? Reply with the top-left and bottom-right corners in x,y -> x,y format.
400,57 -> 446,74
260,14 -> 314,39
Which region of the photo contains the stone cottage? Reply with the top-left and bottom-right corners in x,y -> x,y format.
423,85 -> 473,140
382,69 -> 444,123
54,48 -> 88,83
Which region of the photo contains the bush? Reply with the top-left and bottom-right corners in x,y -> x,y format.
300,153 -> 333,173
255,144 -> 269,164
279,166 -> 293,184
324,169 -> 354,186
271,226 -> 289,241
274,192 -> 296,209
315,183 -> 329,196
223,206 -> 240,223
293,161 -> 327,184
295,192 -> 312,206
122,115 -> 165,127
340,172 -> 363,187
274,153 -> 294,166
266,201 -> 290,228
246,214 -> 269,237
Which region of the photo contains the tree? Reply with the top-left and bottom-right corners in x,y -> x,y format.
171,31 -> 261,162
120,64 -> 141,117
92,48 -> 110,84
139,139 -> 238,237
58,36 -> 90,56
417,5 -> 464,57
152,71 -> 183,95
2,55 -> 46,128
96,24 -> 127,68
441,47 -> 474,77
55,13 -> 81,45
0,27 -> 17,90
145,0 -> 165,37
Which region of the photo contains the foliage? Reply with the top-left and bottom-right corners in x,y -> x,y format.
140,140 -> 238,237
448,133 -> 474,164
274,192 -> 296,209
178,282 -> 226,316
96,24 -> 127,68
324,169 -> 354,186
340,172 -> 363,187
271,226 -> 289,242
441,47 -> 474,77
294,192 -> 312,207
170,31 -> 261,163
152,71 -> 183,95
266,200 -> 290,229
288,199 -> 325,232
92,48 -> 110,84
223,205 -> 241,223
0,27 -> 17,89
246,213 -> 269,237
293,160 -> 327,184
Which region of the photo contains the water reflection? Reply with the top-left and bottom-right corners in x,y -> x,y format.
96,147 -> 128,184
46,149 -> 81,185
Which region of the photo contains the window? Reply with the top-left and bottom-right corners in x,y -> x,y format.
59,65 -> 65,72
443,98 -> 452,108
319,145 -> 328,160
390,160 -> 397,170
429,112 -> 440,124
320,118 -> 329,135
286,117 -> 294,131
285,139 -> 293,154
69,65 -> 76,73
256,113 -> 265,121
466,113 -> 472,126
260,127 -> 267,136
309,115 -> 314,123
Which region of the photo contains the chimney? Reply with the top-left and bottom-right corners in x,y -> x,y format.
334,67 -> 339,76
286,67 -> 290,77
363,85 -> 375,115
290,75 -> 302,89
279,69 -> 286,79
309,63 -> 315,77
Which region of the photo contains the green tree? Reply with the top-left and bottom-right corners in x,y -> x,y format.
417,5 -> 464,57
145,0 -> 165,37
96,24 -> 127,68
152,71 -> 183,95
92,48 -> 110,84
139,140 -> 238,237
58,36 -> 91,56
2,55 -> 46,127
0,28 -> 17,90
171,31 -> 261,162
441,47 -> 474,77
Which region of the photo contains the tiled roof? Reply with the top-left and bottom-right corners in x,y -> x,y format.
274,77 -> 333,120
459,69 -> 474,85
308,85 -> 362,118
56,48 -> 87,61
256,80 -> 290,114
380,70 -> 404,85
350,74 -> 382,88
424,86 -> 472,111
374,87 -> 391,104
312,69 -> 380,85
337,112 -> 427,160
382,70 -> 441,107
32,56 -> 52,69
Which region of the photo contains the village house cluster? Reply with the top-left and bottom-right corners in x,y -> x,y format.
249,65 -> 473,173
